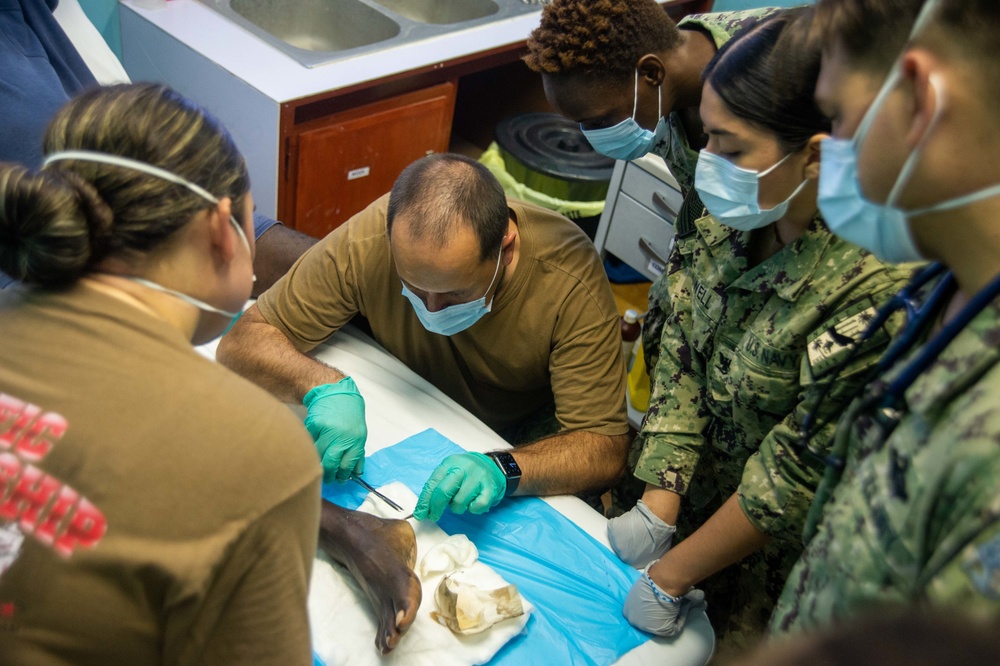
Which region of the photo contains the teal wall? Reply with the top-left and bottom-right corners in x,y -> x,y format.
77,0 -> 121,58
712,0 -> 813,9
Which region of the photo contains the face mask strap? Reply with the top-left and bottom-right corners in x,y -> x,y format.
129,277 -> 243,320
45,149 -> 254,263
757,151 -> 795,180
479,245 -> 505,303
886,73 -> 946,208
43,150 -> 221,204
630,69 -> 663,126
630,69 -> 640,120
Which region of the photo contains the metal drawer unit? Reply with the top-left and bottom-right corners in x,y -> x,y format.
594,156 -> 682,281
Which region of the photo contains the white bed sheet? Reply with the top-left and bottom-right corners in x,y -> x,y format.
199,323 -> 714,665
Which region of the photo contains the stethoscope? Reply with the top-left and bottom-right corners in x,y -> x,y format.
795,262 -> 1000,475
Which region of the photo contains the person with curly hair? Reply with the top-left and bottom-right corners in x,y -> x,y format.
526,1 -> 780,399
525,0 -> 779,197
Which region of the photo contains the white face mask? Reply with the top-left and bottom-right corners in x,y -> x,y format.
42,150 -> 254,322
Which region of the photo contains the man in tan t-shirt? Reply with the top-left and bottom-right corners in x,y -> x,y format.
218,153 -> 629,521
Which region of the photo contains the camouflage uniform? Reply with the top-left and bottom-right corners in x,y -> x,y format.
643,8 -> 782,371
633,211 -> 917,647
771,273 -> 1000,635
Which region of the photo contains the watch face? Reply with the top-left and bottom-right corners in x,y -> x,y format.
491,452 -> 521,478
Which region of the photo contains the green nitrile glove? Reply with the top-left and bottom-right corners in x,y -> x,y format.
413,452 -> 506,521
303,377 -> 367,483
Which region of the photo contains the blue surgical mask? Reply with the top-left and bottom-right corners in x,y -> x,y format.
817,0 -> 1000,263
816,62 -> 925,263
401,247 -> 504,336
581,70 -> 668,161
42,150 -> 254,325
694,150 -> 808,231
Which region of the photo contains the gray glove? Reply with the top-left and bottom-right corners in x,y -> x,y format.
607,499 -> 677,568
623,568 -> 706,637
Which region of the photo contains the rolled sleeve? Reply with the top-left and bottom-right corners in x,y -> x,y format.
634,266 -> 710,493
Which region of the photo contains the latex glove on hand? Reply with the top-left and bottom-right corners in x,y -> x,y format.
303,377 -> 368,483
413,452 -> 506,521
623,568 -> 706,637
607,499 -> 677,568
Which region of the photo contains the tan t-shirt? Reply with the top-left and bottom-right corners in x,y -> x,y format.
0,284 -> 321,666
257,194 -> 628,436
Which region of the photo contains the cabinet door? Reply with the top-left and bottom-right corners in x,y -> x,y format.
292,81 -> 456,238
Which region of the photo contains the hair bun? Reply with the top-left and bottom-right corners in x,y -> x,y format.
0,163 -> 109,287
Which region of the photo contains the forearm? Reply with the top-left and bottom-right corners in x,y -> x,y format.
508,430 -> 629,496
217,304 -> 347,403
642,485 -> 682,525
649,492 -> 770,597
251,224 -> 318,297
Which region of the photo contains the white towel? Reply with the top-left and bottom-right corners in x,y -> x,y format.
309,483 -> 532,666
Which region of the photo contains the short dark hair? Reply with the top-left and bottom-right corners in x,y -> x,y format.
386,154 -> 508,261
914,0 -> 1000,108
813,0 -> 925,75
703,8 -> 830,153
523,0 -> 682,79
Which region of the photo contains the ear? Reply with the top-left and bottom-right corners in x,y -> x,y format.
802,133 -> 828,180
636,54 -> 666,88
500,219 -> 517,267
207,197 -> 236,262
898,49 -> 940,151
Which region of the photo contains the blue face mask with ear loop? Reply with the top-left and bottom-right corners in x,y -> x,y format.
694,149 -> 810,231
817,0 -> 1000,262
41,150 -> 255,326
581,69 -> 669,161
400,246 -> 504,337
816,63 -> 925,263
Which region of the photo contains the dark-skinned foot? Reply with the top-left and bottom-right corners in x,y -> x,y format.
318,501 -> 422,654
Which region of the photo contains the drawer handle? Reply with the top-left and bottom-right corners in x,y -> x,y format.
651,191 -> 679,219
638,237 -> 669,265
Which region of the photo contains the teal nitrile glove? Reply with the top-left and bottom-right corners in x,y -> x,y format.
413,452 -> 506,521
623,567 -> 706,637
302,377 -> 367,483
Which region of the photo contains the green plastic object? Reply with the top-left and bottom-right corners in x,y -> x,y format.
479,142 -> 606,220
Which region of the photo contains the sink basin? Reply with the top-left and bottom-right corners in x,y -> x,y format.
229,0 -> 399,52
370,0 -> 498,25
197,0 -> 543,68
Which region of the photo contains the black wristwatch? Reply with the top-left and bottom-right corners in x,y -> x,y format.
487,451 -> 522,497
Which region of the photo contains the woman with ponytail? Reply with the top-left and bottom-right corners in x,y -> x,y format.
0,83 -> 421,663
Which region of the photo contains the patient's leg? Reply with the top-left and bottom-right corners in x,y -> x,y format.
318,501 -> 422,654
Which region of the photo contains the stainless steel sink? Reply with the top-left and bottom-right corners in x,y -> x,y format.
371,0 -> 497,25
228,0 -> 399,53
197,0 -> 543,68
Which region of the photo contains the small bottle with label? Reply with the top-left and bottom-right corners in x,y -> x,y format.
620,309 -> 641,372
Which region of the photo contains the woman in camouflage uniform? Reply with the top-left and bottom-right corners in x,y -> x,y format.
607,10 -> 918,650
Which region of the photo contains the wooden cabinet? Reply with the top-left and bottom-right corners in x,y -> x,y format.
284,82 -> 456,238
